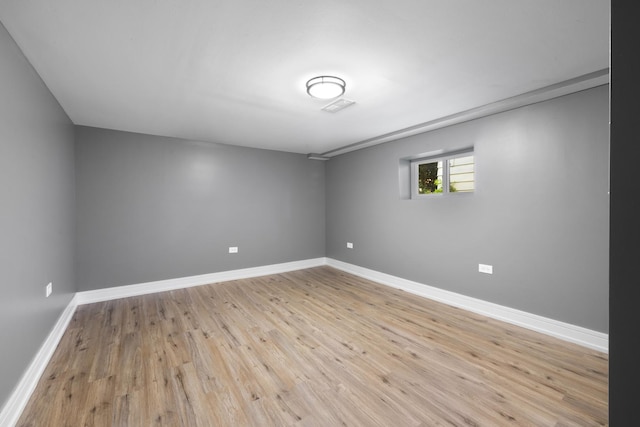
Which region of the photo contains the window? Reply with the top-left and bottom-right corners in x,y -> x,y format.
411,151 -> 474,198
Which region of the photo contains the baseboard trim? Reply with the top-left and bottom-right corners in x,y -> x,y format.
76,258 -> 328,305
326,258 -> 608,353
2,256 -> 606,426
2,258 -> 327,425
76,256 -> 608,352
0,294 -> 79,427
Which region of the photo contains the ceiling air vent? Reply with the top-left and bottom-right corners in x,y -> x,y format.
321,98 -> 355,113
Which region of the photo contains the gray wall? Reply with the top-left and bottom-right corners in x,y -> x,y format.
0,22 -> 76,408
0,17 -> 609,414
75,126 -> 325,291
326,85 -> 609,333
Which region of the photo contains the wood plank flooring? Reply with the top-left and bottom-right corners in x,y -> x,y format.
17,266 -> 608,426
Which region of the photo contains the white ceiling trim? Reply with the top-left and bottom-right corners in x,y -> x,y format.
0,0 -> 610,155
320,69 -> 610,158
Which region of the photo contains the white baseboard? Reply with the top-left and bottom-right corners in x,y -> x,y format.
1,256 -> 607,427
1,258 -> 326,425
326,258 -> 608,353
76,256 -> 608,352
76,258 -> 327,305
0,294 -> 79,427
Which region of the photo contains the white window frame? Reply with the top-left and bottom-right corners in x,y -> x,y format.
410,149 -> 474,199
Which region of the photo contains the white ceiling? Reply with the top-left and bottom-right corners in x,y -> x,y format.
0,0 -> 609,156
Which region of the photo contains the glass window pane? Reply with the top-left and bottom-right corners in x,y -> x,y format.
418,161 -> 443,194
449,156 -> 474,193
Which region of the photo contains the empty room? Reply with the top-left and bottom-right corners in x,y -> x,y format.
2,1 -> 634,426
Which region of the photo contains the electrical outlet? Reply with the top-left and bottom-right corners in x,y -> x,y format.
478,264 -> 493,274
347,242 -> 354,249
46,282 -> 52,297
228,246 -> 238,254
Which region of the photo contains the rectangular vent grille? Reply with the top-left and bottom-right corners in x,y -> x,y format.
321,98 -> 355,113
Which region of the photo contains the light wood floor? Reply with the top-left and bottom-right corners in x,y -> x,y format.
17,266 -> 608,426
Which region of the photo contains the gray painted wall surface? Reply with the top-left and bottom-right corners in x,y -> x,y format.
75,126 -> 325,291
0,23 -> 76,409
326,86 -> 609,333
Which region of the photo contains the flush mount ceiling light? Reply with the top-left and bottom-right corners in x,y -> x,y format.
306,76 -> 346,99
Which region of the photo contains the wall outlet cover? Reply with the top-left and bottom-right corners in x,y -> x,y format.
478,264 -> 493,274
228,246 -> 238,254
347,242 -> 354,249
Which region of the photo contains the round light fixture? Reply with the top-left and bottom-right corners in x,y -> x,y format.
306,76 -> 346,99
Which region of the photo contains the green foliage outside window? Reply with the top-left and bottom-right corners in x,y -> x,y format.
418,162 -> 457,194
418,162 -> 439,194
